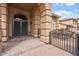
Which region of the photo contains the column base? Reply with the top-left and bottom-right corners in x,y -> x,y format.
1,37 -> 8,42
40,36 -> 49,43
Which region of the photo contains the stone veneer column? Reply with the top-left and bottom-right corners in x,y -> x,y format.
0,11 -> 2,41
0,3 -> 8,41
33,15 -> 40,37
31,8 -> 40,37
39,4 -> 52,43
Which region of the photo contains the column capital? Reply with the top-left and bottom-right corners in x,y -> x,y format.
39,3 -> 52,13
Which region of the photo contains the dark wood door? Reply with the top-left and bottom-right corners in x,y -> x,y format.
13,21 -> 20,36
13,21 -> 28,36
22,22 -> 28,35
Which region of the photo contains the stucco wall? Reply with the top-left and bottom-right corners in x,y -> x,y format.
60,20 -> 73,25
52,17 -> 59,30
76,19 -> 79,23
8,7 -> 30,37
58,23 -> 67,29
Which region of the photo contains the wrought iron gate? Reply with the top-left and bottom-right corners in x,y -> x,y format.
49,29 -> 79,55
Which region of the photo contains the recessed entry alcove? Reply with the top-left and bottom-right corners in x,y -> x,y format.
13,14 -> 28,37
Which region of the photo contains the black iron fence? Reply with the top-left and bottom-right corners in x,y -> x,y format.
49,29 -> 79,55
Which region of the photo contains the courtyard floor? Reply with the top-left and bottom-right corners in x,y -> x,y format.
2,36 -> 73,56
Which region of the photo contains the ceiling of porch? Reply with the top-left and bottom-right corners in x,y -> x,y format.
8,3 -> 37,11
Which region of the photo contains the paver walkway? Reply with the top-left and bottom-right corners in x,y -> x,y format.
2,36 -> 73,56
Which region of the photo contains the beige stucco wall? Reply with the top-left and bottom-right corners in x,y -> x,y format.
52,16 -> 60,30
8,7 -> 30,37
76,18 -> 79,23
58,23 -> 67,29
60,20 -> 74,25
59,18 -> 79,31
52,17 -> 57,30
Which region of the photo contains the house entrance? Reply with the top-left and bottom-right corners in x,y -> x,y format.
13,14 -> 28,36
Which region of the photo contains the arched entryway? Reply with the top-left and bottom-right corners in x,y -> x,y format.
13,14 -> 28,37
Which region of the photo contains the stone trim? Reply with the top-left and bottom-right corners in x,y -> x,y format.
32,15 -> 40,17
40,35 -> 49,37
0,14 -> 8,16
37,3 -> 44,8
41,14 -> 52,17
1,35 -> 8,37
41,21 -> 52,23
32,28 -> 38,29
40,9 -> 51,14
32,28 -> 39,30
33,24 -> 39,25
32,33 -> 38,34
0,6 -> 7,8
41,28 -> 51,30
0,28 -> 7,29
0,21 -> 8,23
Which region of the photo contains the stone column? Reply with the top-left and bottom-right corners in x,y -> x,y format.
31,7 -> 40,37
33,15 -> 40,37
0,3 -> 8,41
39,4 -> 52,43
34,8 -> 40,37
0,12 -> 2,41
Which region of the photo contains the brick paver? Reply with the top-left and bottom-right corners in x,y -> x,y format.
2,36 -> 73,56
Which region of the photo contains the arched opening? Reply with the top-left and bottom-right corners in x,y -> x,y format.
13,14 -> 28,37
